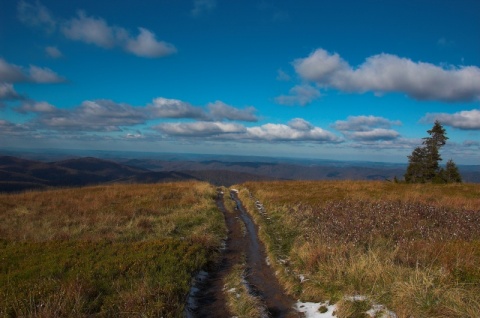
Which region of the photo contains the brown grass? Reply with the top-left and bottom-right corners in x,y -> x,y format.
0,182 -> 223,243
236,180 -> 480,317
0,181 -> 226,317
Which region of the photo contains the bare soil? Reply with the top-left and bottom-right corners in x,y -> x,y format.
188,190 -> 300,317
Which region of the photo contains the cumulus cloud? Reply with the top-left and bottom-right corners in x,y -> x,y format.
245,120 -> 341,142
0,58 -> 65,83
155,121 -> 245,137
36,99 -> 147,131
29,65 -> 65,83
148,97 -> 206,119
349,128 -> 400,141
0,58 -> 26,83
15,101 -> 56,113
0,119 -> 31,136
275,84 -> 321,106
294,48 -> 480,102
422,109 -> 480,130
207,101 -> 258,122
287,118 -> 313,131
18,2 -> 176,58
333,115 -> 401,132
154,117 -> 341,143
62,11 -> 117,48
17,0 -> 56,32
333,115 -> 401,142
191,0 -> 216,17
0,83 -> 22,100
124,28 -> 177,58
45,46 -> 63,58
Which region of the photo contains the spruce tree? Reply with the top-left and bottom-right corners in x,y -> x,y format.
404,121 -> 461,183
444,159 -> 462,183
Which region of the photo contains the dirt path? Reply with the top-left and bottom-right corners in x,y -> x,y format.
186,189 -> 300,317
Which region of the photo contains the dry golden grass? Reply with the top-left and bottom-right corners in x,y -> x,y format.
0,181 -> 226,317
236,180 -> 480,317
243,180 -> 480,210
0,181 -> 223,243
223,260 -> 267,318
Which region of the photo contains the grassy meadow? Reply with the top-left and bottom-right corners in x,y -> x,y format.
0,182 -> 225,317
237,181 -> 480,317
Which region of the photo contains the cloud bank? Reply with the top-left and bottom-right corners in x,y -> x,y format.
294,49 -> 480,102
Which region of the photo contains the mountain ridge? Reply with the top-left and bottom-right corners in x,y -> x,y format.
1,154 -> 478,193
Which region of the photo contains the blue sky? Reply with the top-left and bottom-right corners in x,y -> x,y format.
1,0 -> 479,164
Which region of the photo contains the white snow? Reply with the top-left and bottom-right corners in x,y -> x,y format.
295,301 -> 337,318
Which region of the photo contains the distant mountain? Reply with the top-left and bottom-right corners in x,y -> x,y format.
0,156 -> 146,192
0,156 -> 276,193
120,158 -> 480,183
1,154 -> 478,193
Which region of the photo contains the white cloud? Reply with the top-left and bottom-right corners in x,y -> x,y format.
333,115 -> 401,132
18,2 -> 176,58
0,83 -> 22,100
294,48 -> 480,102
275,84 -> 321,106
148,97 -> 206,119
17,0 -> 56,32
124,28 -> 177,58
0,119 -> 30,135
45,46 -> 63,58
0,58 -> 65,84
16,101 -> 56,113
287,118 -> 313,131
245,121 -> 341,142
62,11 -> 116,48
0,58 -> 26,83
37,99 -> 147,131
207,101 -> 258,122
154,117 -> 341,143
422,109 -> 480,130
29,65 -> 65,83
191,0 -> 216,17
62,12 -> 177,56
155,121 -> 245,137
463,140 -> 480,148
333,115 -> 402,142
349,128 -> 400,141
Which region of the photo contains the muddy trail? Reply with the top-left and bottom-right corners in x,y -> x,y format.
186,189 -> 300,317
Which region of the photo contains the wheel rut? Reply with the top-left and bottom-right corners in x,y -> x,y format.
187,189 -> 300,318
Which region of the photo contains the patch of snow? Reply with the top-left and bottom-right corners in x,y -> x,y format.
299,274 -> 309,283
366,304 -> 398,318
231,189 -> 239,193
295,301 -> 336,318
265,256 -> 270,266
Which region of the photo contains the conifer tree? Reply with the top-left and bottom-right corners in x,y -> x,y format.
444,159 -> 462,183
404,121 -> 461,183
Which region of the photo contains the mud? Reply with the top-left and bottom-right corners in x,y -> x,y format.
231,190 -> 300,318
186,189 -> 300,318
